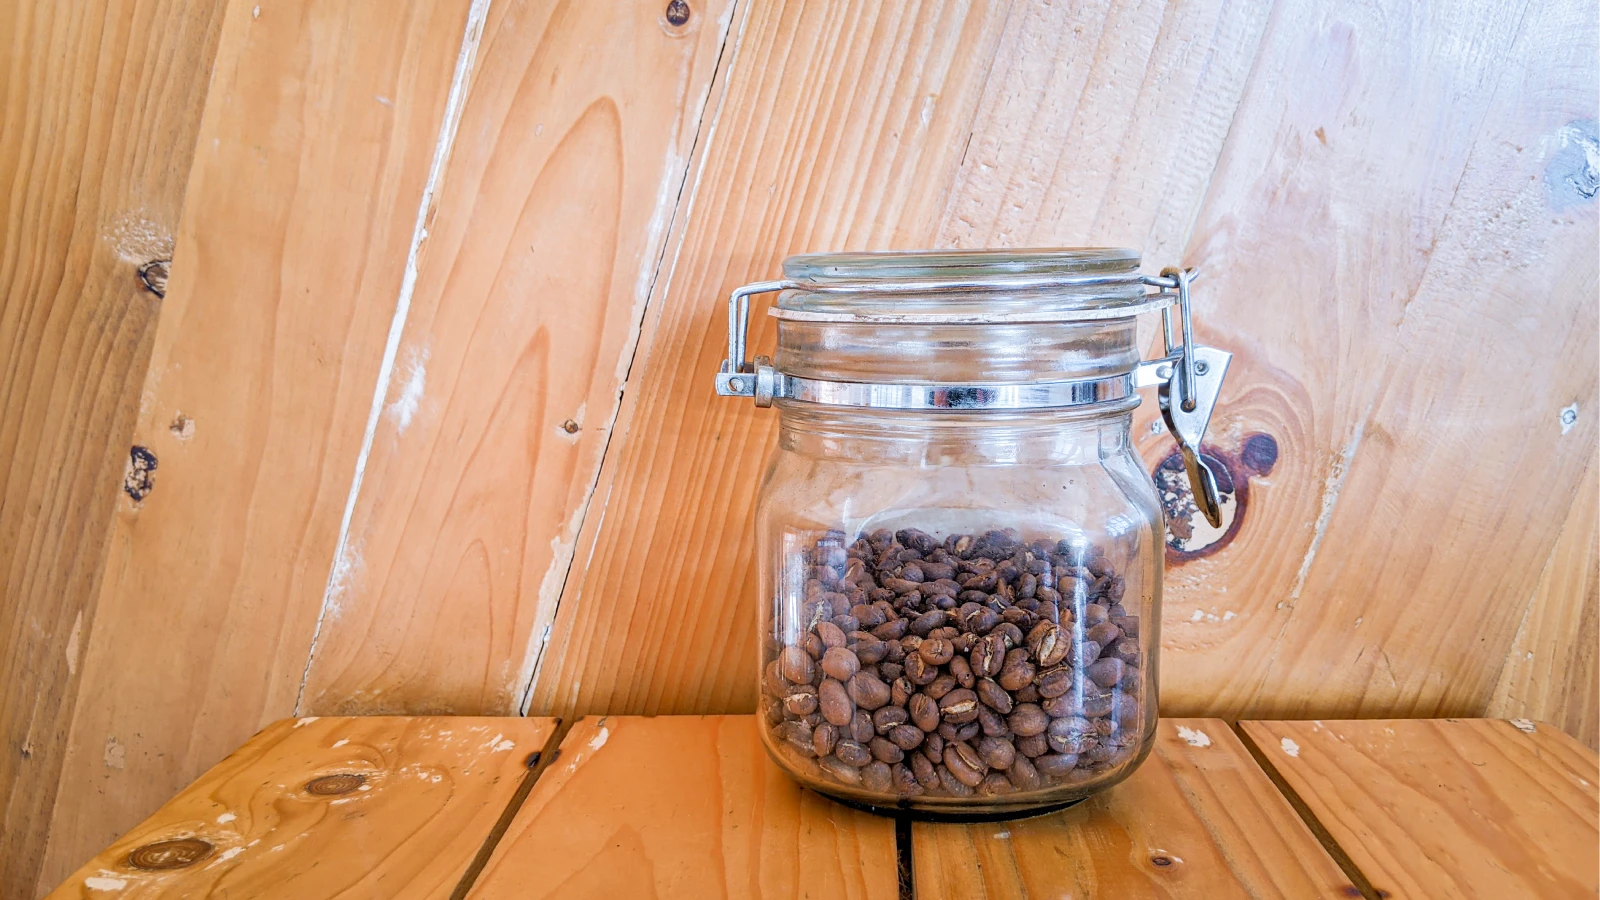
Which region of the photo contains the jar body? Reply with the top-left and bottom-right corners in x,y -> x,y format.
755,404 -> 1162,817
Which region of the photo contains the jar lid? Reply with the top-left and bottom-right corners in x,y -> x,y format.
774,248 -> 1158,324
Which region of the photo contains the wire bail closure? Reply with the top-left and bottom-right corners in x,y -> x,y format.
712,265 -> 1231,526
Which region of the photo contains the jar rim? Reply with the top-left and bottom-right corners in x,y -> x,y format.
782,247 -> 1139,282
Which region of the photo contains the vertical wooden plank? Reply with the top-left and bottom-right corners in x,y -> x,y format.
1156,0 -> 1598,719
1488,457 -> 1599,748
37,0 -> 475,888
1241,719 -> 1600,899
526,0 -> 1016,719
44,717 -> 558,899
469,716 -> 898,899
0,0 -> 225,893
297,0 -> 736,717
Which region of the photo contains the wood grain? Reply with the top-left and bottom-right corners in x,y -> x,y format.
44,716 -> 556,899
526,0 -> 1040,720
913,718 -> 1354,899
1488,456 -> 1599,748
1128,0 -> 1599,721
298,0 -> 735,718
0,0 -> 225,894
1240,718 -> 1600,899
37,0 -> 475,888
469,716 -> 898,899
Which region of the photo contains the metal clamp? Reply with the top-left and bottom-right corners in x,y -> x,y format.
712,266 -> 1230,525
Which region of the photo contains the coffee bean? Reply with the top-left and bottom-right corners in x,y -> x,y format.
924,674 -> 958,700
911,752 -> 939,789
820,756 -> 862,785
948,655 -> 975,689
854,639 -> 889,665
971,633 -> 1006,678
1036,753 -> 1079,777
835,739 -> 871,767
938,688 -> 980,724
813,723 -> 837,757
784,687 -> 819,717
1015,684 -> 1041,704
1008,703 -> 1048,737
1016,733 -> 1049,758
869,736 -> 904,764
1037,668 -> 1072,699
976,678 -> 1014,714
919,638 -> 955,666
937,767 -> 976,796
764,660 -> 790,698
851,710 -> 875,744
862,760 -> 894,793
943,742 -> 986,787
821,646 -> 859,681
850,672 -> 892,711
1008,754 -> 1043,790
977,704 -> 1008,737
819,679 -> 854,726
909,693 -> 940,732
1085,621 -> 1121,648
997,649 -> 1035,691
893,762 -> 924,795
1086,657 -> 1125,688
889,724 -> 925,751
817,621 -> 847,649
1047,717 -> 1094,754
977,735 -> 1016,770
911,610 -> 948,637
873,706 -> 909,733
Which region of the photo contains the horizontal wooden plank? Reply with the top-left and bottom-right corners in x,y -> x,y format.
912,718 -> 1355,899
45,716 -> 556,899
469,715 -> 898,899
1240,718 -> 1600,900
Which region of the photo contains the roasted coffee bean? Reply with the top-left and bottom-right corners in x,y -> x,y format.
921,562 -> 956,581
928,625 -> 960,642
817,620 -> 847,649
938,688 -> 980,724
1086,657 -> 1125,688
879,661 -> 904,681
764,660 -> 790,698
890,675 -> 914,708
893,763 -> 924,795
903,652 -> 936,685
977,735 -> 1017,770
977,704 -> 1008,737
820,756 -> 862,785
1008,703 -> 1048,737
1015,732 -> 1049,759
1008,754 -> 1043,790
1110,614 -> 1139,637
873,706 -> 909,733
1067,640 -> 1102,668
1115,693 -> 1143,730
1015,684 -> 1041,704
778,721 -> 815,757
997,649 -> 1035,691
813,722 -> 838,757
911,752 -> 939,788
919,638 -> 955,666
1085,621 -> 1121,648
1083,603 -> 1110,626
993,622 -> 1025,648
937,767 -> 976,797
911,610 -> 948,637
862,760 -> 894,793
1047,717 -> 1094,754
819,678 -> 854,726
925,674 -> 958,700
873,618 -> 909,641
869,736 -> 905,764
909,693 -> 941,732
1037,668 -> 1072,699
761,696 -> 784,726
1035,753 -> 1079,777
1028,622 -> 1068,667
801,632 -> 825,660
949,655 -> 975,689
784,687 -> 819,717
832,614 -> 860,634
821,646 -> 859,681
834,739 -> 871,767
976,678 -> 1014,713
971,633 -> 1006,678
854,639 -> 889,665
944,742 -> 987,787
850,672 -> 892,710
889,724 -> 925,751
851,710 -> 876,744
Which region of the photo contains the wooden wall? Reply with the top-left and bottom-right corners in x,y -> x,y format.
2,0 -> 1594,894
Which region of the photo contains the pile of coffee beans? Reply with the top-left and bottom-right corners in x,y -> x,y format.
760,527 -> 1145,801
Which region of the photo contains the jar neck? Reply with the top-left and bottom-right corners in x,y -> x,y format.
775,404 -> 1135,466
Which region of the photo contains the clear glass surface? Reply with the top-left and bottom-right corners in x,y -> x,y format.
755,404 -> 1162,816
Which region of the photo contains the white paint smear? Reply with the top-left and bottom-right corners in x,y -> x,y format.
295,717 -> 320,728
84,877 -> 127,891
1510,718 -> 1537,734
386,345 -> 429,433
332,739 -> 349,748
1175,726 -> 1211,747
217,812 -> 236,824
1280,737 -> 1300,757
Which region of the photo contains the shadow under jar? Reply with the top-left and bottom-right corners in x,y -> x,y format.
715,249 -> 1231,820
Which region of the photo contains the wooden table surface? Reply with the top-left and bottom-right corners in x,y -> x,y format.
48,715 -> 1598,899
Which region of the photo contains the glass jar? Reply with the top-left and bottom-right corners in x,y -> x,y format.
715,249 -> 1230,820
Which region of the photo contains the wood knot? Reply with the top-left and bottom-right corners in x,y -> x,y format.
124,446 -> 158,502
138,259 -> 170,298
306,773 -> 365,795
127,837 -> 213,870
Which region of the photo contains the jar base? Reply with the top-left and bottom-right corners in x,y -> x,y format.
811,788 -> 1085,823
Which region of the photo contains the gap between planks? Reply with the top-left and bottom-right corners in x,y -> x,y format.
449,719 -> 568,900
1230,721 -> 1384,900
296,0 -> 494,712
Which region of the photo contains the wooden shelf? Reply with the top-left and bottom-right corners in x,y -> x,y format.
46,717 -> 557,899
46,715 -> 1599,898
1240,718 -> 1600,899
